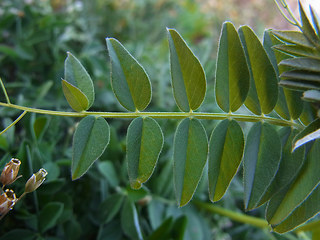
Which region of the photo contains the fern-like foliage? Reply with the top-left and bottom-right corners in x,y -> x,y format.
0,0 -> 319,235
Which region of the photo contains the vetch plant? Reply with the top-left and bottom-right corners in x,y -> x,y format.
0,0 -> 320,237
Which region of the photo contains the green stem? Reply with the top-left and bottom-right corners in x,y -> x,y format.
0,78 -> 11,104
0,110 -> 27,136
273,0 -> 301,27
193,200 -> 270,229
0,102 -> 303,129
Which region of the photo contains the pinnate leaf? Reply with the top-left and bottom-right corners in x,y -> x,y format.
106,38 -> 151,111
215,22 -> 249,112
167,28 -> 206,112
173,118 -> 208,206
72,116 -> 110,180
127,117 -> 164,189
208,119 -> 244,202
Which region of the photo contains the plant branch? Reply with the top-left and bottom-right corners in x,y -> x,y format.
0,78 -> 11,104
0,110 -> 27,136
273,0 -> 301,28
193,200 -> 270,229
0,101 -> 303,129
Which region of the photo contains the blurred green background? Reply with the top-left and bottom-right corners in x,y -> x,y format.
0,0 -> 308,239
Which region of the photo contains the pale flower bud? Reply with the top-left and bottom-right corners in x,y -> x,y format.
25,168 -> 48,193
0,189 -> 17,215
0,158 -> 21,186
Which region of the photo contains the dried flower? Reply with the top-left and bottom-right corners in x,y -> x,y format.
0,189 -> 17,215
0,158 -> 21,186
25,168 -> 48,193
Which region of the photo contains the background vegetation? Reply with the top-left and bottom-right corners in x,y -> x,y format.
0,0 -> 318,239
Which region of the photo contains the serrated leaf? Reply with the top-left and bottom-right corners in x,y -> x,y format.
64,52 -> 94,107
271,30 -> 314,48
39,202 -> 64,233
127,117 -> 164,189
263,31 -> 303,119
272,183 -> 320,233
257,128 -> 305,206
239,26 -> 278,114
208,119 -> 244,202
72,116 -> 110,180
243,122 -> 282,210
167,28 -> 206,112
303,90 -> 320,102
293,118 -> 320,151
62,80 -> 89,112
99,193 -> 124,224
267,140 -> 320,226
106,38 -> 151,111
215,22 -> 249,112
280,57 -> 320,72
173,118 -> 208,206
121,199 -> 143,240
299,1 -> 319,47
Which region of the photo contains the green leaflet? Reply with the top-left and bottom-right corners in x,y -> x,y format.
293,118 -> 320,151
121,199 -> 143,240
215,22 -> 249,112
256,128 -> 305,206
62,80 -> 89,112
167,28 -> 206,112
64,52 -> 94,109
281,70 -> 320,83
310,6 -> 320,36
303,90 -> 320,102
72,116 -> 110,180
271,30 -> 314,48
280,80 -> 320,91
39,202 -> 64,233
267,140 -> 320,225
264,31 -> 303,119
272,183 -> 320,233
239,26 -> 278,115
106,38 -> 151,111
280,57 -> 320,72
126,117 -> 164,189
173,118 -> 208,207
243,122 -> 281,210
208,119 -> 244,202
263,31 -> 290,120
298,1 -> 319,47
273,44 -> 320,59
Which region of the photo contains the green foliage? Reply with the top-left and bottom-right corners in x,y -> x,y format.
1,0 -> 320,239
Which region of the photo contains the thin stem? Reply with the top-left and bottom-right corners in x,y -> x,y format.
0,78 -> 11,104
193,200 -> 270,229
0,110 -> 28,136
0,102 -> 303,129
273,0 -> 301,28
